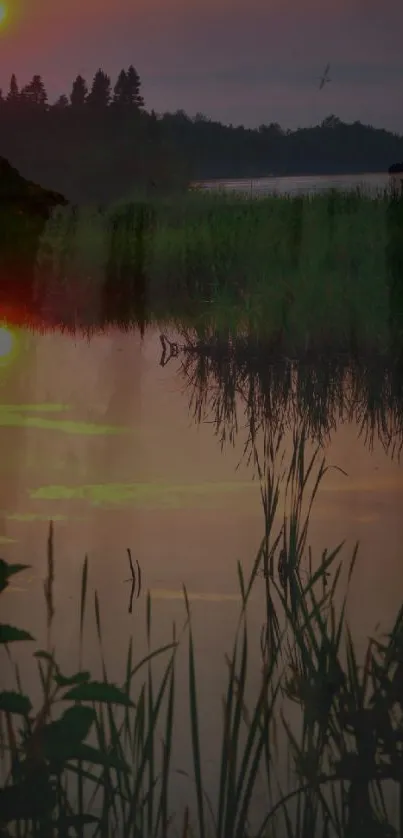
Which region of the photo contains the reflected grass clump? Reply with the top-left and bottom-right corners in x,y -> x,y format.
163,327 -> 403,462
1,428 -> 403,836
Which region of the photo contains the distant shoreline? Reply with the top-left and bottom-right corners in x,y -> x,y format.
191,170 -> 388,187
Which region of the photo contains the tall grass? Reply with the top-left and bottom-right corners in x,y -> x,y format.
33,186 -> 399,354
1,425 -> 402,836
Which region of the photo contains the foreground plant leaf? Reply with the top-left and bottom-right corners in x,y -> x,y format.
54,670 -> 91,687
0,691 -> 32,716
0,559 -> 31,593
33,653 -> 92,689
62,680 -> 135,707
39,705 -> 96,761
0,624 -> 34,643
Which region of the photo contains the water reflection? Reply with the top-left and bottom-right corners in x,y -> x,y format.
0,320 -> 401,645
1,184 -> 403,833
162,328 -> 403,628
161,327 -> 403,463
1,183 -> 402,363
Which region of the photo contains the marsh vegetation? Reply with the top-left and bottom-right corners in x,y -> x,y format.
1,167 -> 403,836
2,426 -> 403,837
25,185 -> 400,358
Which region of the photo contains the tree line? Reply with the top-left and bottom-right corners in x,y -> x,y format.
0,66 -> 144,110
0,65 -> 402,205
0,65 -> 186,203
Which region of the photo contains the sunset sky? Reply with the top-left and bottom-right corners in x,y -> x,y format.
0,0 -> 402,133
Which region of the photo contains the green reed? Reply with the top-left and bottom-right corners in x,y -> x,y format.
33,186 -> 398,355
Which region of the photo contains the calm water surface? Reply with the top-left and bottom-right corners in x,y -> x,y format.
1,326 -> 402,633
1,321 -> 403,826
198,171 -> 391,197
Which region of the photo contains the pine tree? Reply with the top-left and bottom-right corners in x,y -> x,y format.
112,66 -> 144,108
126,65 -> 144,108
87,69 -> 111,108
70,75 -> 88,107
112,69 -> 128,106
6,73 -> 19,102
54,94 -> 69,108
20,74 -> 48,106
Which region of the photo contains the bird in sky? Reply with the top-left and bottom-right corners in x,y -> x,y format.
319,63 -> 331,90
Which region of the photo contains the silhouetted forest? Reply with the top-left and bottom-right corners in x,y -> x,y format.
1,67 -> 403,204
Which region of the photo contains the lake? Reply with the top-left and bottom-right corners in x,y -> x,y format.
195,170 -> 391,197
1,180 -> 403,833
1,319 -> 403,831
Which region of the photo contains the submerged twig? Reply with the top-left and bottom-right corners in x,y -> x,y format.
123,548 -> 142,613
160,333 -> 179,367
